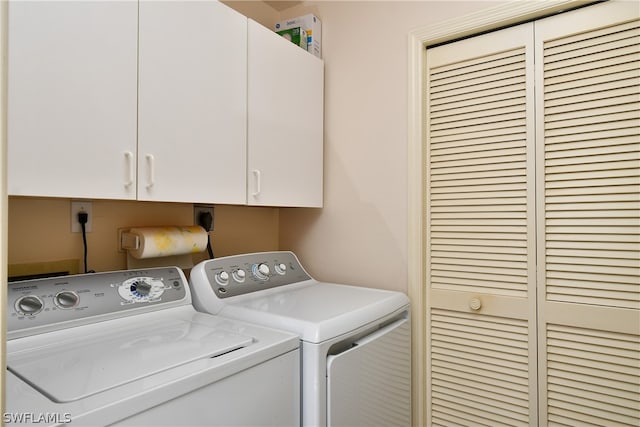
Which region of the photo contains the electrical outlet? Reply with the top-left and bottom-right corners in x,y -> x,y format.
194,205 -> 214,231
71,200 -> 93,233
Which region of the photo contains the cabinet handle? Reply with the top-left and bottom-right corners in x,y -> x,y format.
469,297 -> 482,311
146,154 -> 155,188
124,151 -> 134,188
252,169 -> 261,197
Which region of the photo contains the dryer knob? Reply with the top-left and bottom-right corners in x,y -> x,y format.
216,271 -> 230,286
233,269 -> 246,283
253,263 -> 270,280
275,263 -> 287,275
258,264 -> 270,276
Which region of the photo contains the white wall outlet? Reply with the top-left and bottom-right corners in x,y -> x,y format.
71,200 -> 93,233
194,205 -> 214,231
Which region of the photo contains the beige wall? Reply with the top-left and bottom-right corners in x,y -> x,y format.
8,197 -> 279,275
222,0 -> 280,29
272,1 -> 502,291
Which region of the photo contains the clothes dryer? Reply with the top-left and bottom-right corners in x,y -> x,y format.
6,266 -> 300,426
190,251 -> 411,426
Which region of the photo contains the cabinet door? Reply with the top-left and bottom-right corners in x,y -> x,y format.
7,1 -> 138,199
247,20 -> 324,207
138,1 -> 247,204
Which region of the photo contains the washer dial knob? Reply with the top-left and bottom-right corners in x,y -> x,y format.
252,263 -> 270,281
119,277 -> 165,302
131,279 -> 153,296
15,295 -> 44,316
54,291 -> 79,309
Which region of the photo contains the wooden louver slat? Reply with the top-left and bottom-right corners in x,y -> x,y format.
543,19 -> 640,310
431,309 -> 531,426
427,24 -> 537,425
427,6 -> 640,427
539,14 -> 640,425
546,324 -> 640,426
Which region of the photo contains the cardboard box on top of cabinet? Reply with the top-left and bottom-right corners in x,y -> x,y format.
276,27 -> 308,51
275,14 -> 321,58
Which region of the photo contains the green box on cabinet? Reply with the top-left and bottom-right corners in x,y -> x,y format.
275,14 -> 321,58
276,27 -> 308,50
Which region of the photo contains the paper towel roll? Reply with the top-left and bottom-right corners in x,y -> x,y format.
126,226 -> 208,259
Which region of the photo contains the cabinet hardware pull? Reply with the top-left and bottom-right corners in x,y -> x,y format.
469,297 -> 482,311
146,154 -> 155,188
252,169 -> 261,197
124,151 -> 134,188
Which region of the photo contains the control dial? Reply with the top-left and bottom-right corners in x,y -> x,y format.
54,291 -> 79,309
15,295 -> 44,316
132,280 -> 153,296
215,271 -> 230,286
275,263 -> 287,275
118,277 -> 165,302
232,269 -> 246,283
252,263 -> 270,281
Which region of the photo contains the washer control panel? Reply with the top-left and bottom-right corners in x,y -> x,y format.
197,251 -> 312,299
7,267 -> 187,336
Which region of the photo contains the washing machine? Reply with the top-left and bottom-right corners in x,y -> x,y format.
189,251 -> 412,427
5,266 -> 300,426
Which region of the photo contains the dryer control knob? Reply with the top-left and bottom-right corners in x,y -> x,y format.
253,263 -> 270,280
216,271 -> 230,286
16,295 -> 44,316
233,269 -> 246,283
275,263 -> 287,275
258,263 -> 270,276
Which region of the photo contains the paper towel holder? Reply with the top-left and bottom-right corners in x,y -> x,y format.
117,226 -> 208,256
119,229 -> 140,252
117,226 -> 208,271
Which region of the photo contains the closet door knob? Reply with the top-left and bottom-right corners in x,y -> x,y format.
469,297 -> 482,311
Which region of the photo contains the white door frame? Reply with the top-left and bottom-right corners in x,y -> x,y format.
1,0 -> 8,415
406,1 -> 594,424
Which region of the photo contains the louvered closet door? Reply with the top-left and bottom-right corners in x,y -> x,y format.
535,2 -> 640,426
426,23 -> 538,426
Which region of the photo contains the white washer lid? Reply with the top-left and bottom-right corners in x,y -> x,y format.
220,282 -> 409,343
7,318 -> 252,403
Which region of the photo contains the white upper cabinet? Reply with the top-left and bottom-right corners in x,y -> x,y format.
138,1 -> 247,204
7,3 -> 324,207
248,20 -> 324,207
7,1 -> 138,199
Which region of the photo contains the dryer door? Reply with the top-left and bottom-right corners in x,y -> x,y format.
326,315 -> 411,427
